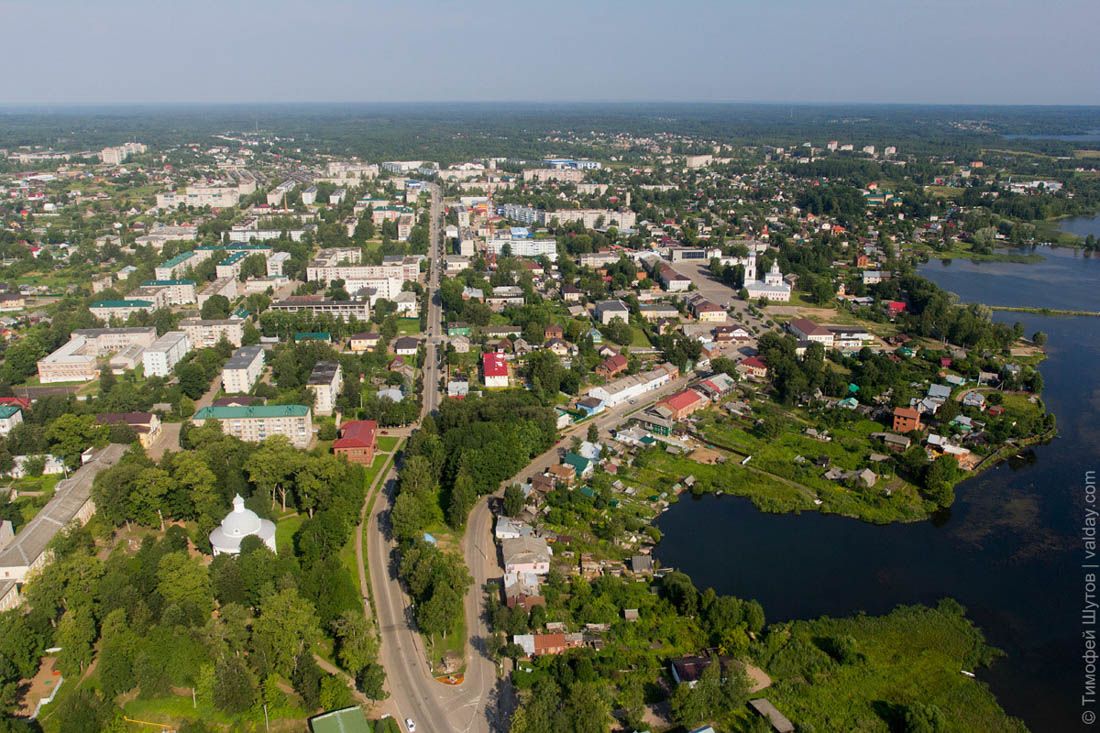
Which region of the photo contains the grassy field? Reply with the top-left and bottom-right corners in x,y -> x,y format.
629,325 -> 652,347
274,514 -> 305,555
396,318 -> 422,335
377,435 -> 401,452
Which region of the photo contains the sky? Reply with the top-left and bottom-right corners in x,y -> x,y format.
2,0 -> 1098,105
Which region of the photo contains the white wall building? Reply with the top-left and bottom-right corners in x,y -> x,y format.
142,331 -> 190,377
222,346 -> 265,394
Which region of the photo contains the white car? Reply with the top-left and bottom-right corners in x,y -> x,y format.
405,719 -> 416,732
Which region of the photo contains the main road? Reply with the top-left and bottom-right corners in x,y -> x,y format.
367,182 -> 504,733
365,184 -> 717,732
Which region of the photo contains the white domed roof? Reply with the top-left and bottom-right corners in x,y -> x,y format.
210,494 -> 277,555
221,494 -> 261,537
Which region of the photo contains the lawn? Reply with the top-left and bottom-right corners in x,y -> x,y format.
629,326 -> 651,347
396,318 -> 422,335
274,514 -> 305,555
119,691 -> 307,732
426,612 -> 467,677
377,435 -> 401,452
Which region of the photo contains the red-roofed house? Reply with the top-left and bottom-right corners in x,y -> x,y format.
483,353 -> 510,388
656,389 -> 707,420
737,356 -> 768,379
886,301 -> 907,316
892,406 -> 922,433
596,354 -> 628,379
0,397 -> 31,412
334,420 -> 378,465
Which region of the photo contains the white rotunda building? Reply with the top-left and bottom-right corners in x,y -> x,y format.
210,494 -> 277,556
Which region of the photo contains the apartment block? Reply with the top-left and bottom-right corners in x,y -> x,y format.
180,319 -> 244,348
142,331 -> 190,377
222,346 -> 265,394
307,361 -> 343,416
90,299 -> 155,321
139,280 -> 197,305
197,277 -> 238,307
270,296 -> 370,321
191,405 -> 312,448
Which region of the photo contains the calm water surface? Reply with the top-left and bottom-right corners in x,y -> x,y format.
656,247 -> 1100,732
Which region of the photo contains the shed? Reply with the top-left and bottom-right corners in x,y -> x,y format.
748,698 -> 795,733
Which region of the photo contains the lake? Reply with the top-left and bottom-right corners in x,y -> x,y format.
1058,213 -> 1100,240
655,247 -> 1100,732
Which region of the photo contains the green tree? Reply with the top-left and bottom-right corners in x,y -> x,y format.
200,295 -> 232,320
45,414 -> 104,467
157,551 -> 214,619
332,609 -> 374,678
213,655 -> 255,713
502,484 -> 525,517
55,606 -> 96,675
176,362 -> 210,400
251,588 -> 322,677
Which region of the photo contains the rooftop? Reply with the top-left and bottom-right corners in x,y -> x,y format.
194,405 -> 310,420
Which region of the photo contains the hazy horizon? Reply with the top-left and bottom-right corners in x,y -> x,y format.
3,0 -> 1098,106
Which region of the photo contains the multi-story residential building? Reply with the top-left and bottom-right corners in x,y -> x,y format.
222,346 -> 265,394
521,168 -> 584,183
306,249 -> 418,285
301,185 -> 318,205
180,318 -> 244,348
90,299 -> 155,321
155,249 -> 211,280
307,361 -> 343,415
142,331 -> 190,377
266,179 -> 297,207
138,280 -> 197,305
270,296 -> 370,321
156,184 -> 240,210
197,277 -> 238,307
191,405 -> 312,448
100,142 -> 147,165
37,327 -> 159,383
381,160 -> 427,174
325,161 -> 379,180
267,251 -> 292,277
500,203 -> 541,226
485,238 -> 558,261
540,208 -> 636,229
134,225 -> 199,250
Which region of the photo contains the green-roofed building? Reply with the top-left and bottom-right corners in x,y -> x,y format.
0,404 -> 24,436
296,332 -> 331,343
89,299 -> 155,320
563,452 -> 593,478
192,404 -> 312,448
309,707 -> 372,733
